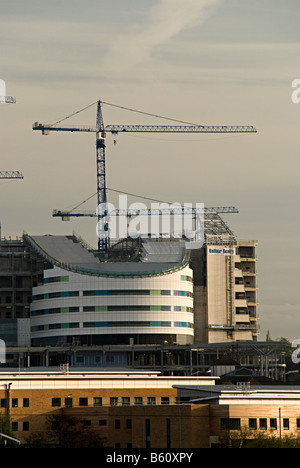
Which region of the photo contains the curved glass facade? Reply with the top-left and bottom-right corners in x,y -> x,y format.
30,265 -> 194,346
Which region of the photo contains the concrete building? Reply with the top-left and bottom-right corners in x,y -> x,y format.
0,238 -> 44,346
26,235 -> 194,346
191,240 -> 258,343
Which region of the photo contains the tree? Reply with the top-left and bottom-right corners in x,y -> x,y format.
46,413 -> 105,448
266,330 -> 272,341
0,414 -> 11,436
219,426 -> 300,448
24,432 -> 48,448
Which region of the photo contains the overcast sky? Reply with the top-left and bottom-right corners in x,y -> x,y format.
0,0 -> 300,341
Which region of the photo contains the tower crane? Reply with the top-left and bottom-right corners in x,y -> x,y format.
0,171 -> 23,179
0,86 -> 22,181
33,99 -> 257,252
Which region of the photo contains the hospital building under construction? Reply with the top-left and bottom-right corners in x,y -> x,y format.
0,209 -> 258,351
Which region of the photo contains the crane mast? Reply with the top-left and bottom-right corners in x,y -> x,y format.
0,87 -> 23,183
33,99 -> 257,252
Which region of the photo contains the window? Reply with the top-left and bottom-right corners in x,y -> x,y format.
166,419 -> 171,449
79,398 -> 88,407
297,418 -> 300,430
49,292 -> 61,298
23,398 -> 29,407
126,419 -> 132,429
115,419 -> 121,429
94,397 -> 102,407
161,397 -> 170,405
134,397 -> 143,405
65,397 -> 73,408
23,421 -> 29,431
221,418 -> 241,430
99,420 -> 107,426
51,420 -> 61,430
283,419 -> 290,430
110,397 -> 118,406
12,398 -> 18,408
52,398 -> 61,407
259,418 -> 267,430
249,418 -> 257,430
12,422 -> 18,431
146,419 -> 151,448
229,419 -> 241,430
0,399 -> 6,408
69,291 -> 79,297
270,418 -> 277,430
122,397 -> 130,406
147,397 -> 156,405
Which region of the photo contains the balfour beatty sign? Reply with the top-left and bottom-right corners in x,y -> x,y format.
208,247 -> 235,255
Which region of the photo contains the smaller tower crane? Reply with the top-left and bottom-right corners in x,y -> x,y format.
0,171 -> 23,179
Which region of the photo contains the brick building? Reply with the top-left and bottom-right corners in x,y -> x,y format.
0,370 -> 216,446
1,370 -> 300,448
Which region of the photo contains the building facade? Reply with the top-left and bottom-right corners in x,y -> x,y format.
30,264 -> 194,346
27,235 -> 194,346
192,240 -> 258,343
0,370 -> 216,446
1,371 -> 300,448
0,238 -> 43,346
0,210 -> 259,351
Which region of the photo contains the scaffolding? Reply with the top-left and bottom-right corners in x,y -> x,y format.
3,341 -> 287,381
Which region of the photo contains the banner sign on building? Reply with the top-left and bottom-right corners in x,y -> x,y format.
208,246 -> 235,255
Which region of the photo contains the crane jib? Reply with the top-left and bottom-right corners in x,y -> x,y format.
105,125 -> 257,133
33,123 -> 257,134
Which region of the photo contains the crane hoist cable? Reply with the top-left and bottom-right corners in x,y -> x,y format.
67,187 -> 175,213
48,99 -> 203,128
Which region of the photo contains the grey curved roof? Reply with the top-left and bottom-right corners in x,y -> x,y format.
25,234 -> 188,277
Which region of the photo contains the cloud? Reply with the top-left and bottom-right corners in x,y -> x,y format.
104,0 -> 223,74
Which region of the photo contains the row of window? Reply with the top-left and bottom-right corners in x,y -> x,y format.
221,417 -> 299,431
180,275 -> 193,283
32,289 -> 193,301
44,276 -> 69,284
31,305 -> 194,317
11,418 -> 132,433
31,321 -> 194,332
1,398 -> 29,408
43,275 -> 192,285
51,396 -> 170,407
0,396 -> 171,409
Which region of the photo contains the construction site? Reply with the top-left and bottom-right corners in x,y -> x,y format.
0,93 -> 285,382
